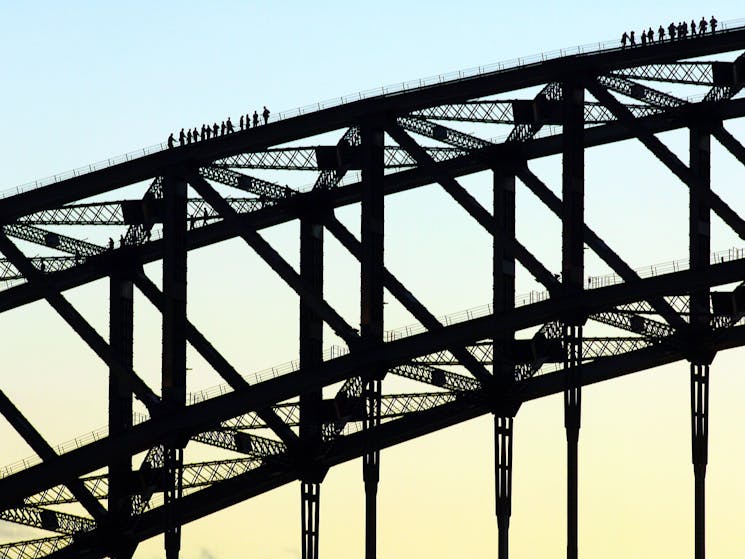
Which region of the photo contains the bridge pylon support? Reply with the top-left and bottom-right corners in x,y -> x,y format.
495,416 -> 514,558
689,123 -> 711,559
162,174 -> 188,559
493,167 -> 517,558
109,271 -> 134,559
300,215 -> 325,559
690,363 -> 710,559
562,77 -> 584,559
563,325 -> 582,559
361,122 -> 385,559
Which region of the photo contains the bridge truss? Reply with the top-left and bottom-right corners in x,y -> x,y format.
1,26 -> 745,559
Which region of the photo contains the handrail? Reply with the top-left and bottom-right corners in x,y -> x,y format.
2,17 -> 744,201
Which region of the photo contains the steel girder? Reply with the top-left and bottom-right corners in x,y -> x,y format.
411,100 -> 659,124
610,62 -> 714,84
3,257 -> 745,513
0,97 -> 743,316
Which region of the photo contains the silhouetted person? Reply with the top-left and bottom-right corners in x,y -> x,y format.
226,117 -> 234,133
193,127 -> 199,142
220,121 -> 225,135
710,15 -> 717,34
246,113 -> 251,128
691,20 -> 697,35
239,115 -> 244,130
262,106 -> 270,124
658,25 -> 665,41
212,122 -> 219,136
647,27 -> 654,43
205,126 -> 211,140
630,30 -> 636,46
119,235 -> 125,248
641,30 -> 646,46
167,133 -> 175,149
187,129 -> 192,144
699,17 -> 707,35
668,22 -> 676,40
682,21 -> 688,38
621,31 -> 629,48
253,111 -> 259,127
179,128 -> 185,146
201,124 -> 207,139
108,237 -> 114,250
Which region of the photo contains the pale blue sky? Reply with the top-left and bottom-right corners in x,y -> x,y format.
1,1 -> 745,558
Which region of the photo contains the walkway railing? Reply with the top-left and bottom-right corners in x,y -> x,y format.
2,17 -> 744,201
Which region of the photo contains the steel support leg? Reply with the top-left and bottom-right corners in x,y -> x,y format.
493,168 -> 517,558
301,481 -> 321,559
564,326 -> 582,559
689,124 -> 711,559
162,174 -> 188,559
495,416 -> 514,559
690,364 -> 709,559
361,123 -> 384,559
300,216 -> 324,559
562,78 -> 584,559
109,272 -> 134,558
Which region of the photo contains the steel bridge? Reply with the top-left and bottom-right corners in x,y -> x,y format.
1,22 -> 745,559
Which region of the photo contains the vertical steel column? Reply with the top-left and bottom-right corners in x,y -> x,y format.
562,78 -> 584,559
109,272 -> 133,558
495,416 -> 514,558
690,125 -> 711,559
361,123 -> 385,559
301,482 -> 321,559
162,174 -> 188,559
300,216 -> 324,559
493,168 -> 516,558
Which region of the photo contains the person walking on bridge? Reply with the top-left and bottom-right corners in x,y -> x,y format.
193,127 -> 199,142
239,115 -> 244,130
647,27 -> 655,43
640,30 -> 647,46
710,15 -> 718,34
668,22 -> 676,40
263,106 -> 270,124
167,133 -> 175,149
699,17 -> 707,35
691,19 -> 697,35
227,117 -> 234,133
621,31 -> 629,48
253,110 -> 259,128
178,128 -> 185,146
658,25 -> 665,41
630,30 -> 636,46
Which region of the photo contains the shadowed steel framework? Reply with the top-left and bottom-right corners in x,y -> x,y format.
1,25 -> 745,559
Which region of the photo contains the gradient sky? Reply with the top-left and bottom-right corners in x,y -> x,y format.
1,1 -> 745,558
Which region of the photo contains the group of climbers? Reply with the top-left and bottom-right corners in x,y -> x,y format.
167,106 -> 271,148
621,16 -> 718,47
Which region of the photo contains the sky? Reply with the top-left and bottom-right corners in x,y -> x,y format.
1,1 -> 745,558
